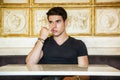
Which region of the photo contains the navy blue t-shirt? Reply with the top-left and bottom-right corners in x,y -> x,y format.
39,36 -> 88,64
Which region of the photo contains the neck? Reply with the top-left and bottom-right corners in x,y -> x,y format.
53,32 -> 69,45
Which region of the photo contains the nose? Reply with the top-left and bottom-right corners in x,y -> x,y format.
52,22 -> 57,28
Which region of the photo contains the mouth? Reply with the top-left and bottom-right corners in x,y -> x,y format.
52,30 -> 57,33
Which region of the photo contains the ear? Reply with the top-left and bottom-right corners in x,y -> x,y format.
65,19 -> 68,27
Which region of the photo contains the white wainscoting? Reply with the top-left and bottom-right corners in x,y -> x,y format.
0,37 -> 120,55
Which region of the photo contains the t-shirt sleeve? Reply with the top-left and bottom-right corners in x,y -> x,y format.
42,37 -> 50,50
77,40 -> 88,56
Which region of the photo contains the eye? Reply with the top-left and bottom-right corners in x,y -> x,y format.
56,20 -> 61,23
49,21 -> 52,24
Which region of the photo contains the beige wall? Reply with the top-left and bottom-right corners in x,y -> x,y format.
0,0 -> 120,55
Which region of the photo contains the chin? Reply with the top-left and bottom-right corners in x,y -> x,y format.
53,32 -> 63,37
53,34 -> 60,37
53,35 -> 59,37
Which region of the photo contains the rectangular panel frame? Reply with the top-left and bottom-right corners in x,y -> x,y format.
31,0 -> 92,7
94,0 -> 120,6
31,7 -> 92,37
94,6 -> 120,36
1,0 -> 30,7
1,7 -> 30,37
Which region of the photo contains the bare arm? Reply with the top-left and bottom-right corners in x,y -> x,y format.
26,27 -> 50,64
78,55 -> 90,80
78,55 -> 89,67
26,41 -> 44,64
63,56 -> 89,80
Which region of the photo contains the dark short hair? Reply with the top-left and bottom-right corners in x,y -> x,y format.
46,7 -> 67,21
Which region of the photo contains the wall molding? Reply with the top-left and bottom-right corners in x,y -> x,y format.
0,37 -> 120,55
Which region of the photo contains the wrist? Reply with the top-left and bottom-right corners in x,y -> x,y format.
38,37 -> 45,44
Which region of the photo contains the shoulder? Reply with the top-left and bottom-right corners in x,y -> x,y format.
70,37 -> 88,56
69,37 -> 85,44
69,37 -> 87,49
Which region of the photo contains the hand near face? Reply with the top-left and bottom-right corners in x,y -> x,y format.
39,27 -> 50,40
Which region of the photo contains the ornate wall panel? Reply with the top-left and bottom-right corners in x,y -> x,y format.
95,0 -> 120,6
0,0 -> 120,56
32,0 -> 91,7
33,0 -> 90,3
32,7 -> 92,36
1,8 -> 30,36
0,0 -> 120,37
32,8 -> 49,36
0,8 -> 1,36
66,8 -> 92,36
96,0 -> 120,3
1,0 -> 30,7
3,0 -> 28,3
95,7 -> 120,36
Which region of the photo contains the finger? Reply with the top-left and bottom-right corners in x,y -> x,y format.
49,26 -> 54,31
42,27 -> 49,31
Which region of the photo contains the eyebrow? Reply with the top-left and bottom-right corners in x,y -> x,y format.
49,19 -> 61,23
56,20 -> 61,22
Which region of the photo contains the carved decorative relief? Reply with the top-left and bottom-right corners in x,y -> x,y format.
32,8 -> 49,36
0,0 -> 120,37
3,8 -> 29,35
32,8 -> 91,36
66,8 -> 91,35
95,8 -> 120,35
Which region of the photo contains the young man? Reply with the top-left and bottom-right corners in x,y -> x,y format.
26,7 -> 89,80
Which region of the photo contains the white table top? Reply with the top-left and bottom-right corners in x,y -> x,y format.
0,64 -> 120,76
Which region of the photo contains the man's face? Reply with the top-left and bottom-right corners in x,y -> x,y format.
48,15 -> 67,37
